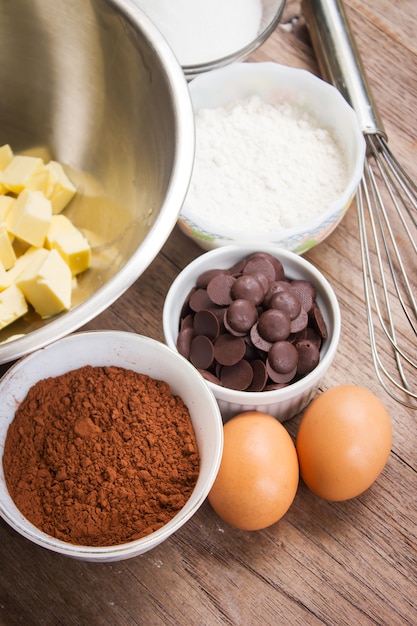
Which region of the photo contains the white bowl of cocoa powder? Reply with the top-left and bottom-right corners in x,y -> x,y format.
0,331 -> 223,562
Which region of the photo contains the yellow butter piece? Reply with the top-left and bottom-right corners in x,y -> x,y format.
46,215 -> 91,275
0,246 -> 42,290
0,284 -> 28,330
7,189 -> 52,247
0,144 -> 13,171
0,259 -> 7,290
44,161 -> 76,214
0,197 -> 16,244
45,214 -> 74,244
0,222 -> 16,270
0,154 -> 45,194
16,248 -> 72,318
0,145 -> 14,194
0,195 -> 15,221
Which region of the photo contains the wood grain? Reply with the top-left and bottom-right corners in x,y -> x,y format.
0,1 -> 416,625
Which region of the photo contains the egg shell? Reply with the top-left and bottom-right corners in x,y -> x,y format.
208,411 -> 299,530
296,385 -> 392,501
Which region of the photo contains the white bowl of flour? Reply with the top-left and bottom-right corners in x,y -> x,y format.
134,0 -> 286,79
179,62 -> 366,254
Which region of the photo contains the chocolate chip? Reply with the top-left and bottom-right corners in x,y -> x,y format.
257,309 -> 291,343
250,322 -> 273,352
225,299 -> 258,334
267,341 -> 298,376
264,280 -> 290,306
247,359 -> 268,392
219,360 -> 254,391
290,280 -> 316,312
290,308 -> 309,334
207,274 -> 236,306
245,252 -> 285,281
189,288 -> 213,312
270,289 -> 302,320
196,268 -> 229,289
296,339 -> 320,376
194,309 -> 220,341
176,326 -> 194,358
199,369 -> 222,385
231,274 -> 265,305
213,334 -> 246,366
242,256 -> 276,283
189,335 -> 214,370
310,302 -> 328,339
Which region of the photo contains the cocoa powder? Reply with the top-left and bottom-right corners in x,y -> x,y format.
3,365 -> 200,547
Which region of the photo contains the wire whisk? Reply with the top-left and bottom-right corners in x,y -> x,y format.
303,0 -> 417,408
359,136 -> 417,407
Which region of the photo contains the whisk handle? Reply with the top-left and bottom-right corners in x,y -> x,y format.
302,0 -> 387,139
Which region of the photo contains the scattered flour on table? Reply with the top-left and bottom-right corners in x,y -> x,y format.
135,0 -> 262,65
185,95 -> 348,233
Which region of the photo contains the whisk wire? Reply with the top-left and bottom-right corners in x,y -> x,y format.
357,139 -> 417,408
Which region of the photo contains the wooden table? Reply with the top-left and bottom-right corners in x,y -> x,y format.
1,1 -> 416,624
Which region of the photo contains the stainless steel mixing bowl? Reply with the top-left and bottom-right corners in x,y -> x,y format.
0,0 -> 194,364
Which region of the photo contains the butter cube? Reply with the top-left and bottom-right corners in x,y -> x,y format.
7,189 -> 52,247
0,145 -> 14,194
0,144 -> 13,171
16,248 -> 72,318
46,215 -> 91,275
44,161 -> 76,213
0,155 -> 45,194
0,284 -> 28,330
0,246 -> 43,290
0,195 -> 15,221
0,259 -> 7,290
0,222 -> 16,270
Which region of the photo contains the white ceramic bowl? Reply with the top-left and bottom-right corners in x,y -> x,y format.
0,331 -> 223,562
178,62 -> 366,253
135,0 -> 286,80
163,245 -> 341,422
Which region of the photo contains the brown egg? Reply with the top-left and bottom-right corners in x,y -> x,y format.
208,411 -> 299,530
296,385 -> 392,501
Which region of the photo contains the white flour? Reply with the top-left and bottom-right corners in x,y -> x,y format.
185,95 -> 348,233
136,0 -> 262,65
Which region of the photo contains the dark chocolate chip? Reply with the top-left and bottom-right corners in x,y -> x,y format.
189,335 -> 214,370
270,289 -> 302,320
257,309 -> 291,342
219,360 -> 254,391
250,322 -> 273,352
266,360 -> 297,384
199,369 -> 222,385
225,299 -> 258,334
213,334 -> 246,366
290,280 -> 316,312
176,326 -> 194,359
247,359 -> 268,392
196,268 -> 229,289
231,274 -> 265,305
194,309 -> 220,341
207,274 -> 236,305
264,280 -> 291,306
268,341 -> 298,375
245,252 -> 285,281
189,288 -> 213,312
242,256 -> 276,282
310,302 -> 328,339
290,308 -> 309,334
296,339 -> 320,376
